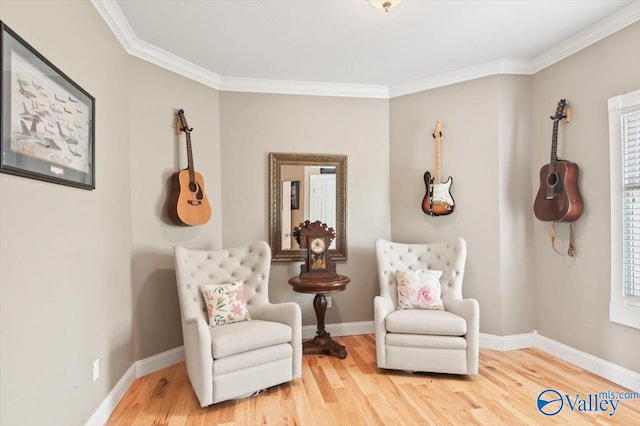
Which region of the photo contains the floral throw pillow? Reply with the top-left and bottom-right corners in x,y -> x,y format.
200,280 -> 251,327
395,269 -> 445,310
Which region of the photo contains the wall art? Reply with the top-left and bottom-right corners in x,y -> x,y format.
1,21 -> 95,189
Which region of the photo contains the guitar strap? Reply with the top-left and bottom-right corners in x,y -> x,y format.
551,222 -> 576,257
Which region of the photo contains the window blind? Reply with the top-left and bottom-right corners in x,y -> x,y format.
622,110 -> 640,298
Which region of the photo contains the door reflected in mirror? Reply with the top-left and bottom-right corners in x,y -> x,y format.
281,165 -> 336,250
269,153 -> 347,261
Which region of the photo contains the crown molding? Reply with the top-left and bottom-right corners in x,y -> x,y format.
390,0 -> 640,98
92,0 -> 640,99
220,77 -> 389,99
388,58 -> 532,98
529,0 -> 640,74
90,0 -> 221,89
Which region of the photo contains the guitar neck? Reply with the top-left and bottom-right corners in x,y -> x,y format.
433,135 -> 442,183
185,132 -> 195,182
548,99 -> 567,175
549,120 -> 559,174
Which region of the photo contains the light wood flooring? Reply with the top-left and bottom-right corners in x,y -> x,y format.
107,334 -> 640,425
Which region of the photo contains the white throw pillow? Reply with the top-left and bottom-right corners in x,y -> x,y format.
200,280 -> 251,327
395,269 -> 445,310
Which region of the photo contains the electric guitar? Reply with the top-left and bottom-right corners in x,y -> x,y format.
168,109 -> 211,226
533,99 -> 582,223
422,120 -> 455,216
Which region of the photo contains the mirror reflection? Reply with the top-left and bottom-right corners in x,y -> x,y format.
281,165 -> 336,250
269,153 -> 347,261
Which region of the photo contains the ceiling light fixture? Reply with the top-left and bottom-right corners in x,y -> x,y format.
369,0 -> 401,13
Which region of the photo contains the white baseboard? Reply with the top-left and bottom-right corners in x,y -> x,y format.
85,347 -> 185,426
88,324 -> 639,425
85,363 -> 136,426
533,332 -> 640,392
480,332 -> 535,351
480,331 -> 639,392
135,346 -> 185,378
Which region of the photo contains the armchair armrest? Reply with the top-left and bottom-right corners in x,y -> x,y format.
374,296 -> 395,368
444,298 -> 479,375
259,302 -> 301,327
181,315 -> 214,406
257,302 -> 302,379
444,298 -> 479,326
374,295 -> 394,322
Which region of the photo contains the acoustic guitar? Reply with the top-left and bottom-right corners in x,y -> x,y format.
533,99 -> 583,223
168,109 -> 211,226
422,120 -> 455,216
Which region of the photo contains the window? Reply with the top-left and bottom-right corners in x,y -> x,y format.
609,89 -> 640,329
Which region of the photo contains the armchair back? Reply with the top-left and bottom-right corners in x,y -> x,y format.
375,238 -> 467,307
174,241 -> 272,320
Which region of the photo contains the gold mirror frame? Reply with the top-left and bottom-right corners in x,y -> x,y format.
269,152 -> 347,262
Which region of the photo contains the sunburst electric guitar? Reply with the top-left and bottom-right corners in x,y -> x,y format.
168,109 -> 211,226
422,121 -> 455,216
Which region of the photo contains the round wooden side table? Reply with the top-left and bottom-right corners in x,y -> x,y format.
288,274 -> 350,359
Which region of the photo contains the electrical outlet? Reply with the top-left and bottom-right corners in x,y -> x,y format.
326,296 -> 332,308
93,359 -> 100,382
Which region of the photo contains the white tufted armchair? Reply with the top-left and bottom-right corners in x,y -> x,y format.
374,238 -> 479,375
174,241 -> 302,407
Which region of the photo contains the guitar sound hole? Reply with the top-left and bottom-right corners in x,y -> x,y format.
546,173 -> 558,187
189,181 -> 198,193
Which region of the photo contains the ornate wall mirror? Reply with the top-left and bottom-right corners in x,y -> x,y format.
269,152 -> 347,261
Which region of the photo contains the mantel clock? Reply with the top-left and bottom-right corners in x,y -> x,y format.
293,220 -> 337,279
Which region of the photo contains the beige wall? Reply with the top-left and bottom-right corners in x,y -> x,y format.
219,92 -> 391,326
497,76 -> 535,335
0,2 -> 133,425
0,2 -> 638,424
390,75 -> 535,335
127,57 -> 223,360
0,2 -> 225,424
531,22 -> 640,372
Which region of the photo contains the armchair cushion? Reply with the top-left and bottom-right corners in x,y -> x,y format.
200,280 -> 251,327
395,269 -> 444,310
385,309 -> 467,336
210,319 -> 292,359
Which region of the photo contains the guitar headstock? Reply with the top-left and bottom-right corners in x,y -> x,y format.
432,120 -> 444,139
177,109 -> 193,134
550,99 -> 568,121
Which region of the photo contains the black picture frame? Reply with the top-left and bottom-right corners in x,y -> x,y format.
291,180 -> 300,210
0,21 -> 95,190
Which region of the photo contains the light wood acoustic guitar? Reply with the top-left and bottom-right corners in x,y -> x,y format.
422,120 -> 455,216
168,109 -> 211,226
533,99 -> 583,223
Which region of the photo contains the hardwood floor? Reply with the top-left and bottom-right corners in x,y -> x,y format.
107,334 -> 639,425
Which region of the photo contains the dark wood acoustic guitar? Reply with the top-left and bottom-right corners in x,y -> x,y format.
533,99 -> 582,222
422,120 -> 455,216
168,109 -> 211,226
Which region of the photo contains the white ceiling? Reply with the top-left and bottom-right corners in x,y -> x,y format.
97,0 -> 639,97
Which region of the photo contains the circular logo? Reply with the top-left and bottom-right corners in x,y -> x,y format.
537,389 -> 563,416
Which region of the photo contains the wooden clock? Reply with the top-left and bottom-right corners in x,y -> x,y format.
293,220 -> 337,279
